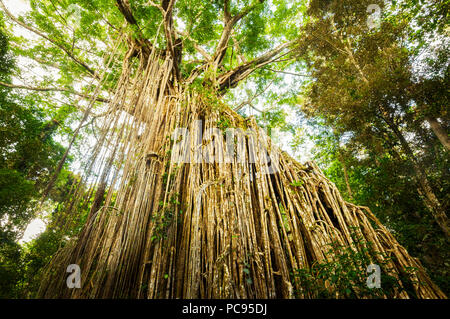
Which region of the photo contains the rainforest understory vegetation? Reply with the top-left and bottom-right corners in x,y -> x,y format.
0,0 -> 448,299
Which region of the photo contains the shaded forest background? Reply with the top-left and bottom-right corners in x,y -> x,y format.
0,0 -> 448,298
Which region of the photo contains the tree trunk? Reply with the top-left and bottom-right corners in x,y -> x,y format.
341,33 -> 449,237
338,152 -> 353,201
382,112 -> 449,237
36,48 -> 446,299
425,116 -> 450,151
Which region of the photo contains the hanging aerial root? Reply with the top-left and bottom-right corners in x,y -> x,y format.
37,50 -> 446,299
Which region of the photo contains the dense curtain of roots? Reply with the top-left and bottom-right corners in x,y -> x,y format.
37,43 -> 446,299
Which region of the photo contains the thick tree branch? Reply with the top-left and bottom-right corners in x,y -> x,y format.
214,0 -> 265,68
224,0 -> 231,22
161,0 -> 181,81
162,0 -> 175,57
115,0 -> 165,59
116,0 -> 179,79
116,0 -> 137,25
217,40 -> 294,92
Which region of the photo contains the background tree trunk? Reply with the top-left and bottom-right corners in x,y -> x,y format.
425,116 -> 450,151
382,112 -> 449,237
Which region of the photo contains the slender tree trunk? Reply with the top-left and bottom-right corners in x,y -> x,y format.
382,112 -> 449,237
338,152 -> 353,201
342,162 -> 353,201
339,31 -> 449,237
425,116 -> 450,151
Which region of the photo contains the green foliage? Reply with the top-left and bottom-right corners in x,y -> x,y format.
151,193 -> 182,242
0,32 -> 66,242
0,238 -> 24,298
19,229 -> 69,298
293,232 -> 415,298
307,119 -> 450,295
217,115 -> 232,131
0,170 -> 34,233
290,180 -> 303,187
0,22 -> 71,298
